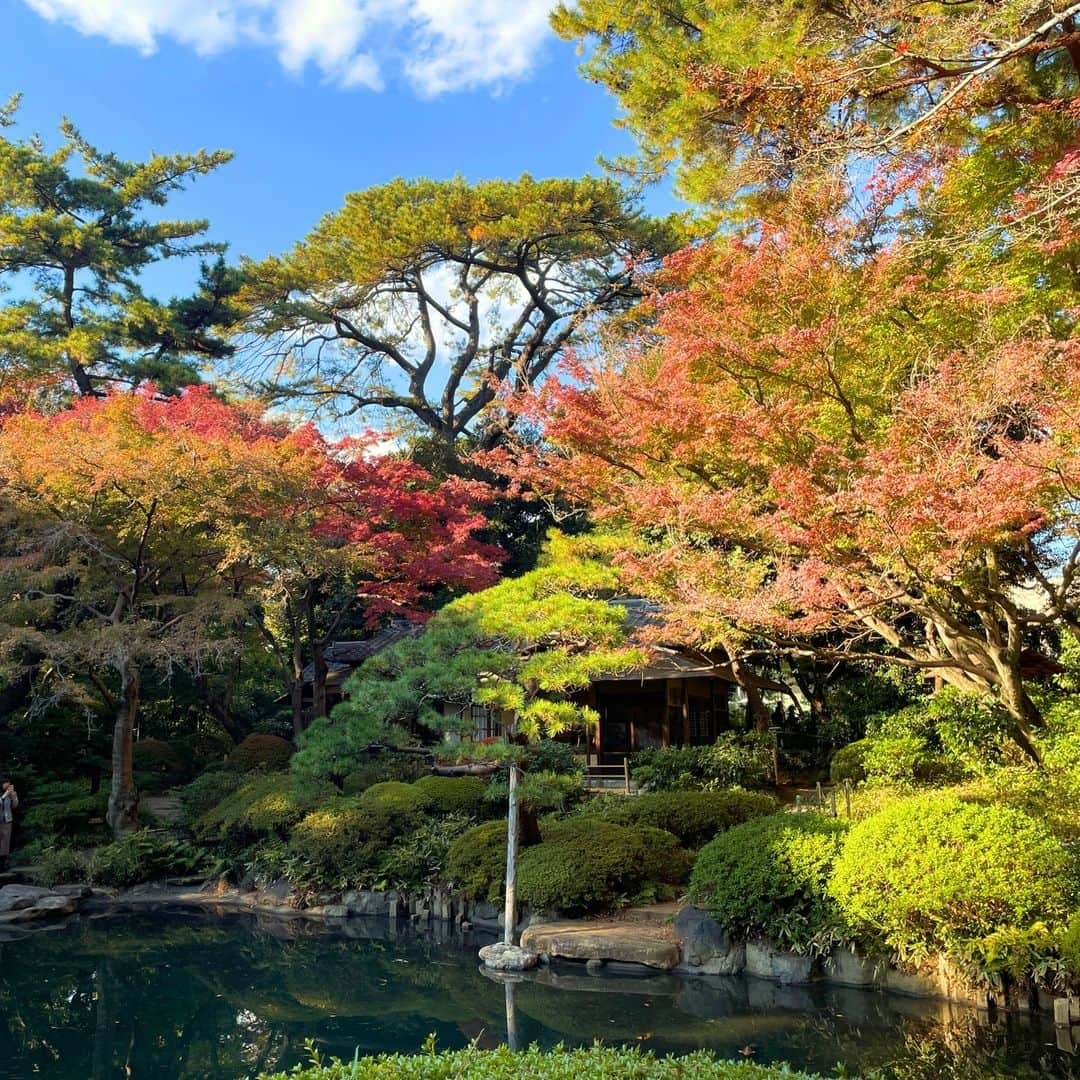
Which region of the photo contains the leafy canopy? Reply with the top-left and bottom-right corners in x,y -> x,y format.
291,532 -> 647,780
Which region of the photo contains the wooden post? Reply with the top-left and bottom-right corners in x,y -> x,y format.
816,781 -> 824,807
503,763 -> 520,947
843,780 -> 852,819
623,756 -> 630,795
830,788 -> 837,818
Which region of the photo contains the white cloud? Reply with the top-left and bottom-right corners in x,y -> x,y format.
22,0 -> 555,94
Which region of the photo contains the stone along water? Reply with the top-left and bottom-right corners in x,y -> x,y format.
0,911 -> 1070,1079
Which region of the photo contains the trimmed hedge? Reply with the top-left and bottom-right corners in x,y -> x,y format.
196,774 -> 336,844
228,734 -> 294,772
518,819 -> 687,913
689,812 -> 850,952
582,789 -> 777,848
258,1044 -> 826,1080
830,794 -> 1078,962
412,775 -> 487,817
446,820 -> 507,902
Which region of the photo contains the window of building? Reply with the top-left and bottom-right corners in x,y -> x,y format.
471,704 -> 503,741
689,700 -> 713,744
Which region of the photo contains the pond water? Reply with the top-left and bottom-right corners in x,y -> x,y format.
0,910 -> 1073,1079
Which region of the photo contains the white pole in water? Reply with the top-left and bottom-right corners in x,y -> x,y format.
503,762 -> 519,946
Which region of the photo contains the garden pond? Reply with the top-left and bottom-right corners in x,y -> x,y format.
0,909 -> 1073,1079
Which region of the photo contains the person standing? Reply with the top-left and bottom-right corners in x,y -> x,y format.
0,779 -> 18,869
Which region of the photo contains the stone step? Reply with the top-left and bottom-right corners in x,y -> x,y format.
520,919 -> 679,970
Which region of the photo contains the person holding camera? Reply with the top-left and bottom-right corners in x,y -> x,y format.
0,779 -> 19,869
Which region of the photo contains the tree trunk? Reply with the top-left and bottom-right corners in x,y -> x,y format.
106,660 -> 140,837
502,763 -> 520,947
304,583 -> 330,721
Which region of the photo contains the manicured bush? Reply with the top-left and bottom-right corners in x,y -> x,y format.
340,751 -> 431,794
484,769 -> 583,813
517,819 -> 679,914
830,794 -> 1078,963
132,738 -> 185,790
412,775 -> 487,817
582,789 -> 777,848
228,734 -> 294,773
176,768 -> 238,826
446,820 -> 507,902
257,1043 -> 826,1080
631,732 -> 774,791
196,774 -> 336,845
288,798 -> 373,886
689,812 -> 850,953
541,816 -> 693,889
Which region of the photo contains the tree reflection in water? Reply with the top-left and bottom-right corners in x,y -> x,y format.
0,912 -> 1071,1079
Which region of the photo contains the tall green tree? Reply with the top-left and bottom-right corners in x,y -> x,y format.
237,175 -> 680,447
0,97 -> 237,398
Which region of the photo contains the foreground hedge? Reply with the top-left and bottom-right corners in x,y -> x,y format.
258,1044 -> 826,1079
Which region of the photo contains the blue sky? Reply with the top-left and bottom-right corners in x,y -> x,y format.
5,0 -> 666,300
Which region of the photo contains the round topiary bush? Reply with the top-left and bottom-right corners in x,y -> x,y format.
132,738 -> 185,790
829,793 -> 1078,962
584,789 -> 778,849
518,819 -> 682,914
447,820 -> 508,902
689,812 -> 850,951
227,734 -> 294,773
413,775 -> 488,818
289,797 -> 373,884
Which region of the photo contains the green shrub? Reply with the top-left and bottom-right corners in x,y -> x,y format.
830,794 -> 1078,964
631,732 -> 773,791
541,816 -> 692,889
829,740 -> 869,783
528,739 -> 586,777
196,775 -> 336,845
446,820 -> 507,902
227,734 -> 294,773
132,738 -> 185,791
1062,911 -> 1080,977
340,751 -> 431,794
257,1043 -> 826,1080
21,786 -> 108,845
288,798 -> 374,887
86,832 -> 215,887
377,813 -> 474,894
33,846 -> 88,887
412,775 -> 487,817
176,768 -> 238,826
581,789 -> 777,849
485,770 -> 583,813
287,782 -> 433,889
518,819 -> 679,914
689,812 -> 850,953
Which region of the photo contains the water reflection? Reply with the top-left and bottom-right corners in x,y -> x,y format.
0,911 -> 1072,1079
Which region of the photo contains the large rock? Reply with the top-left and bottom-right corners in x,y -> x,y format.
674,906 -> 746,975
825,945 -> 879,988
479,942 -> 539,971
0,894 -> 77,923
0,885 -> 55,912
745,938 -> 814,985
520,920 -> 680,971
